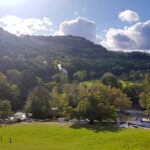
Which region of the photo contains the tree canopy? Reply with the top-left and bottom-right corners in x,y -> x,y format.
25,86 -> 51,119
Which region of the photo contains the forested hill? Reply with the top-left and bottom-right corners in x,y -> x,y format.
0,27 -> 150,81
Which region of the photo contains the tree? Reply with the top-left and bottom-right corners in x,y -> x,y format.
20,70 -> 38,106
107,88 -> 131,109
0,72 -> 20,111
77,83 -> 130,124
10,84 -> 20,111
101,72 -> 121,88
140,74 -> 150,114
0,76 -> 12,100
129,70 -> 145,81
50,83 -> 87,119
123,84 -> 143,107
0,100 -> 11,120
50,85 -> 68,117
62,82 -> 131,124
25,86 -> 51,119
63,83 -> 86,108
73,70 -> 87,81
6,69 -> 22,85
76,96 -> 116,124
52,73 -> 68,84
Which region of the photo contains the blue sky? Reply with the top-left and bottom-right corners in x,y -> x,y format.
1,0 -> 150,32
0,0 -> 150,51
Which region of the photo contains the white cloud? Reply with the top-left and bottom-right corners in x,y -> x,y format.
119,10 -> 140,22
101,20 -> 150,51
0,15 -> 54,35
56,17 -> 96,42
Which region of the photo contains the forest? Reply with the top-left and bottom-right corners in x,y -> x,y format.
0,28 -> 150,123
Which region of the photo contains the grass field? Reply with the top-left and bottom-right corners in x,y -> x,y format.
0,123 -> 150,150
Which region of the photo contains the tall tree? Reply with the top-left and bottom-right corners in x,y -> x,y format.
20,70 -> 38,106
0,72 -> 20,111
140,74 -> 150,114
25,86 -> 51,119
123,84 -> 143,107
0,100 -> 11,120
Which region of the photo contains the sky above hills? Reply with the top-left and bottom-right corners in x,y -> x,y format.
0,0 -> 150,52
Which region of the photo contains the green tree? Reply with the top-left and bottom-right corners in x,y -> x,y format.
0,100 -> 11,120
50,85 -> 68,117
25,86 -> 51,119
101,72 -> 121,88
73,70 -> 87,81
77,83 -> 130,124
6,69 -> 22,85
140,74 -> 150,114
63,83 -> 86,108
76,96 -> 116,124
52,73 -> 68,84
0,72 -> 20,111
10,84 -> 20,111
107,88 -> 131,109
20,70 -> 38,106
62,82 -> 131,124
123,84 -> 143,107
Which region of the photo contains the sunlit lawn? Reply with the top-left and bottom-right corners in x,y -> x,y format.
0,123 -> 150,150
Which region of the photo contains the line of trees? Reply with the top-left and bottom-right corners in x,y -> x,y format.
24,82 -> 131,123
0,70 -> 150,124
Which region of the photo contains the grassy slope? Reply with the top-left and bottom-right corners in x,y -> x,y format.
0,123 -> 150,150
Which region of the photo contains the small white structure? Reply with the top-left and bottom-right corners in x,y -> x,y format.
14,112 -> 26,121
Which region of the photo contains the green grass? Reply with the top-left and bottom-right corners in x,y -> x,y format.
119,80 -> 142,88
80,80 -> 96,87
0,123 -> 150,150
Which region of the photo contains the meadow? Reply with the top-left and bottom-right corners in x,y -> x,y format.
0,123 -> 150,150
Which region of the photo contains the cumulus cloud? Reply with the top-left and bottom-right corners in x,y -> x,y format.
56,17 -> 96,42
119,10 -> 140,22
101,20 -> 150,51
0,15 -> 54,35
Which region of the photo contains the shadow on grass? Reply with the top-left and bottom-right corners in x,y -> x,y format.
70,123 -> 122,133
